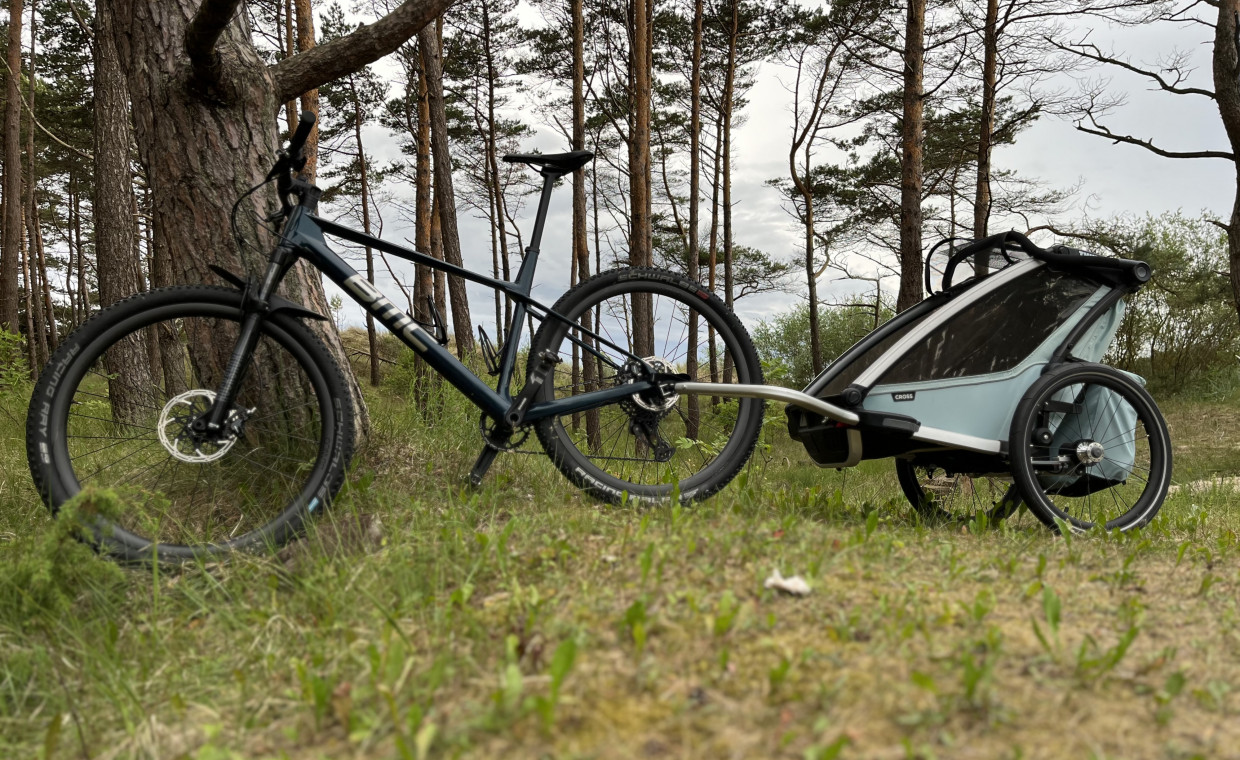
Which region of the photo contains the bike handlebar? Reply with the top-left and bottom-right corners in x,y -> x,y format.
287,110 -> 315,170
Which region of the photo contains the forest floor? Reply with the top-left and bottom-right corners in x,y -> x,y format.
3,373 -> 1240,760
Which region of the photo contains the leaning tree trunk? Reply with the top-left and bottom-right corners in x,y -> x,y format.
103,0 -> 369,445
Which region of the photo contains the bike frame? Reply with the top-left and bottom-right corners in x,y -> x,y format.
217,171 -> 656,430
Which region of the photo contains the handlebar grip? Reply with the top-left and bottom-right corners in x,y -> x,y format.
288,110 -> 316,163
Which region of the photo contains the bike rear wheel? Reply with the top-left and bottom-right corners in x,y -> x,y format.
26,286 -> 354,562
530,268 -> 764,504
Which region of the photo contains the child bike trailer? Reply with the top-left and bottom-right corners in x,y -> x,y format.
783,231 -> 1172,532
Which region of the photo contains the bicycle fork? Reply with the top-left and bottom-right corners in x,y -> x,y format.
198,244 -> 298,438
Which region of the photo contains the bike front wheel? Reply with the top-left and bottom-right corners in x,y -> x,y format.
530,268 -> 765,504
26,286 -> 354,562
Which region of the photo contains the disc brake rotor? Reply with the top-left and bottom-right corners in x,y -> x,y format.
157,389 -> 244,464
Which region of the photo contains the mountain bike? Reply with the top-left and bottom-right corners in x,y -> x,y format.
25,112 -> 767,562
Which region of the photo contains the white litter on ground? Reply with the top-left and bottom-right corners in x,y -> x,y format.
764,569 -> 811,596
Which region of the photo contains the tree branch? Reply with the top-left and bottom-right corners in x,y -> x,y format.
270,0 -> 458,105
185,0 -> 245,89
1054,38 -> 1217,99
1075,116 -> 1235,160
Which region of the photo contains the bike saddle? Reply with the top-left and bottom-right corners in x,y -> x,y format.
502,150 -> 594,175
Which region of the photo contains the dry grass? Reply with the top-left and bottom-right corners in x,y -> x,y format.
2,381 -> 1240,759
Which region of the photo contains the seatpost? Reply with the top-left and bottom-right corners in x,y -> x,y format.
524,171 -> 559,261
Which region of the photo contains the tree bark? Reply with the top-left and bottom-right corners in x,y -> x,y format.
25,0 -> 51,369
973,0 -> 999,274
1213,2 -> 1240,322
898,0 -> 926,312
571,0 -> 600,447
419,20 -> 475,356
1,0 -> 24,334
294,0 -> 321,182
720,0 -> 737,383
684,0 -> 702,437
412,43 -> 436,400
283,0 -> 297,133
95,1 -> 158,421
101,0 -> 411,447
628,0 -> 654,357
352,82 -> 381,386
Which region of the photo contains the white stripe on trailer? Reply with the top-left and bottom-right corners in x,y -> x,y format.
852,258 -> 1044,389
910,426 -> 1003,454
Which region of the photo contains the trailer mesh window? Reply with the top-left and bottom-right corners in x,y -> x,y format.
878,268 -> 1098,384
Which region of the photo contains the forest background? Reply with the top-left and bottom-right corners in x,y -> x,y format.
0,0 -> 1238,398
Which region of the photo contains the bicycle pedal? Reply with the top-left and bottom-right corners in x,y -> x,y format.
478,326 -> 501,376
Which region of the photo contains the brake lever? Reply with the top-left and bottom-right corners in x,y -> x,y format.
266,149 -> 291,182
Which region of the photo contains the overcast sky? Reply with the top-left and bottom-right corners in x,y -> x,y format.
323,4 -> 1233,335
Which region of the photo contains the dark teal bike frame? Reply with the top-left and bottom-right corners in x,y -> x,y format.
242,174 -> 656,428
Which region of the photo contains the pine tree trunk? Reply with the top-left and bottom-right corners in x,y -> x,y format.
294,0 -> 320,182
628,0 -> 654,357
283,0 -> 297,133
684,0 -> 702,438
103,0 -> 369,444
24,0 -> 50,369
430,193 -> 447,324
707,120 -> 722,390
898,0 -> 926,312
720,0 -> 737,384
1,0 -> 24,334
352,85 -> 381,387
973,0 -> 998,274
1213,3 -> 1240,324
66,174 -> 78,329
412,46 -> 436,404
419,20 -> 475,356
21,228 -> 36,375
571,0 -> 599,447
94,1 -> 160,422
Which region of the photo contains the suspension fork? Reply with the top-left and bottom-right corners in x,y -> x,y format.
198,243 -> 298,434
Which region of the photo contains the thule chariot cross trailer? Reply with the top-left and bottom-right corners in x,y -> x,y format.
679,230 -> 1172,532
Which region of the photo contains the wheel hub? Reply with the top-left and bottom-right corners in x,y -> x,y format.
623,357 -> 679,414
1075,440 -> 1106,465
157,389 -> 248,463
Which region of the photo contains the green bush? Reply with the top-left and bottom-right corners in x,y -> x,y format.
1096,213 -> 1240,394
752,297 -> 892,389
0,488 -> 127,628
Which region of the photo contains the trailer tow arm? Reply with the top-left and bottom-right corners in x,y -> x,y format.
673,382 -> 860,426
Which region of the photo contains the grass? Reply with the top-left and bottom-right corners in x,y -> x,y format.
3,368 -> 1240,760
